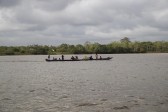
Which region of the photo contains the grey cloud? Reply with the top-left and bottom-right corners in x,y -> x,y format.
0,0 -> 20,7
35,0 -> 79,11
26,25 -> 47,32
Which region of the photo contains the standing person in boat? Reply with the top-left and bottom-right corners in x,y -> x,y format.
48,55 -> 50,59
61,55 -> 64,60
95,53 -> 98,59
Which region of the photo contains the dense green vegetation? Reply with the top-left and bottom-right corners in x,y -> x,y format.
0,38 -> 168,55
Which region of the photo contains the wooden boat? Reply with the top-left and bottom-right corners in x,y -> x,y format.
45,57 -> 112,62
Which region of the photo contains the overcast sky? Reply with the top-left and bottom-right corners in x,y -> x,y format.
0,0 -> 168,46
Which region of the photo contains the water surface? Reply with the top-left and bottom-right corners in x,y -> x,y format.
0,54 -> 168,112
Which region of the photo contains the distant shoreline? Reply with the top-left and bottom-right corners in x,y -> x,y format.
0,40 -> 168,55
0,52 -> 168,56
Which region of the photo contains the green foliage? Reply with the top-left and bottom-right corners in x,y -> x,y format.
0,38 -> 168,55
75,44 -> 86,54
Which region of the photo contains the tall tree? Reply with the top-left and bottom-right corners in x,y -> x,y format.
120,37 -> 131,43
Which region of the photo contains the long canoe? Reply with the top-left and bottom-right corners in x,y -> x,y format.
45,57 -> 113,62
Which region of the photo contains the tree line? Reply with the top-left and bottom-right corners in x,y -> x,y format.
0,38 -> 168,55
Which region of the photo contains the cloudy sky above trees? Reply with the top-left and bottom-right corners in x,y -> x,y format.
0,0 -> 168,45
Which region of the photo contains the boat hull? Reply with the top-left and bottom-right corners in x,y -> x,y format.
45,57 -> 112,62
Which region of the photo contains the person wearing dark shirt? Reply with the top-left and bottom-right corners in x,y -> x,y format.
75,56 -> 78,60
48,55 -> 50,59
62,55 -> 64,60
89,56 -> 93,60
71,56 -> 75,60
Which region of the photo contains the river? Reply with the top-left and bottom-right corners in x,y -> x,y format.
0,54 -> 168,112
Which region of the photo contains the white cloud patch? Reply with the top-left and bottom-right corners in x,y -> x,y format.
0,0 -> 168,45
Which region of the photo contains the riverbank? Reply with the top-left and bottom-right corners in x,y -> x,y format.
1,41 -> 168,55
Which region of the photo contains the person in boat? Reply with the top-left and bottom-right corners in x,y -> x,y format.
71,56 -> 75,60
89,56 -> 93,60
48,55 -> 50,59
75,56 -> 78,60
61,55 -> 64,60
53,57 -> 57,60
95,53 -> 98,59
100,56 -> 102,59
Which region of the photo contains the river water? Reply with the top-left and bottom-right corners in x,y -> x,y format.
0,54 -> 168,112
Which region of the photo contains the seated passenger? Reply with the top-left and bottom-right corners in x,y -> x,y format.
75,56 -> 78,60
71,56 -> 75,60
89,56 -> 93,60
